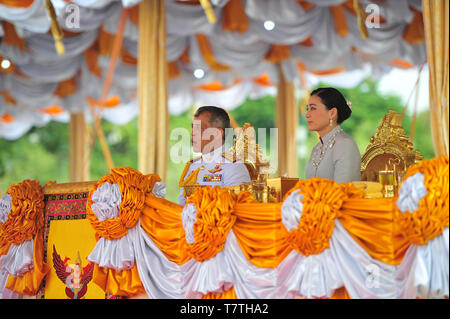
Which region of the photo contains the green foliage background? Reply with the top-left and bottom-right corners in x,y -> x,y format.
0,79 -> 435,202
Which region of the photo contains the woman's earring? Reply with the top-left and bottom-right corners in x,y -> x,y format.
329,119 -> 333,126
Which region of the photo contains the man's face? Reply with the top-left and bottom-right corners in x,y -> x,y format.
192,112 -> 223,154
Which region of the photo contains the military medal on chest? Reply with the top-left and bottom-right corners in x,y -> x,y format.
202,164 -> 223,182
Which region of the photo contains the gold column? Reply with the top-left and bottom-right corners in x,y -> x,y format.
422,0 -> 449,156
138,0 -> 169,179
276,65 -> 298,177
69,113 -> 89,182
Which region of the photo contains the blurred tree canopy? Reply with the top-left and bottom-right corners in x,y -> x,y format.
0,78 -> 434,202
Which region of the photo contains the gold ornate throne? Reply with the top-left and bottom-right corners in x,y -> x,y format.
361,110 -> 423,183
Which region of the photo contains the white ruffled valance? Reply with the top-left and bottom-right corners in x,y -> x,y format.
0,240 -> 34,277
396,172 -> 427,213
0,194 -> 12,223
1,0 -> 427,140
181,204 -> 197,244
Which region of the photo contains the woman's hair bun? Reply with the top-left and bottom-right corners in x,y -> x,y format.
310,87 -> 352,124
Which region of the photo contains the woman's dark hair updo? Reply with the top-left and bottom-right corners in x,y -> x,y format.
310,87 -> 352,124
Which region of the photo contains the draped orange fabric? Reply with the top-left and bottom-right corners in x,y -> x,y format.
53,77 -> 77,98
203,286 -> 237,299
0,90 -> 16,105
121,48 -> 137,65
2,21 -> 26,51
297,61 -> 345,76
40,104 -> 65,115
330,287 -> 351,299
140,196 -> 190,265
5,228 -> 50,295
0,180 -> 44,247
195,34 -> 231,71
330,5 -> 349,37
0,112 -> 14,123
222,0 -> 248,33
84,48 -> 102,77
196,79 -> 242,91
98,27 -> 115,56
168,61 -> 181,79
286,179 -> 364,257
127,4 -> 139,25
402,7 -> 425,44
185,187 -> 237,262
338,197 -> 410,265
92,264 -> 146,297
86,95 -> 121,108
252,73 -> 273,86
87,157 -> 448,298
265,44 -> 291,64
390,59 -> 414,69
299,36 -> 314,47
296,0 -> 315,11
233,202 -> 291,268
0,180 -> 50,296
0,0 -> 34,7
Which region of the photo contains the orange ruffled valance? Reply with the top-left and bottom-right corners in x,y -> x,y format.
86,166 -> 161,240
0,180 -> 50,296
89,156 -> 449,298
394,155 -> 449,246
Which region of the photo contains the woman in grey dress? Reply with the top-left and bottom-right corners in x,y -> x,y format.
305,87 -> 361,184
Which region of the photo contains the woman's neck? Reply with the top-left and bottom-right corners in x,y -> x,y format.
318,124 -> 338,138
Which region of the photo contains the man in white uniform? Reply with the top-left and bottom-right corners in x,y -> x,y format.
177,106 -> 251,206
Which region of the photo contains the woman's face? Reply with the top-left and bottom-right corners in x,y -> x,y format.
305,95 -> 336,137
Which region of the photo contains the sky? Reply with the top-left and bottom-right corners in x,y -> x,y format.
308,65 -> 430,115
377,66 -> 429,114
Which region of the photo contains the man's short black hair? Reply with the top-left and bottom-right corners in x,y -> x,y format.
194,106 -> 231,130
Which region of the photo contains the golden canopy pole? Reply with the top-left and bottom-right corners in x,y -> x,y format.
138,0 -> 169,180
422,0 -> 449,157
275,65 -> 298,177
69,113 -> 89,182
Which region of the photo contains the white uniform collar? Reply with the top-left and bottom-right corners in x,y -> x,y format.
201,145 -> 225,163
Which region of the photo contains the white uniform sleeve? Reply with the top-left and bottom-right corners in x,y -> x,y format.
178,187 -> 186,206
223,163 -> 252,186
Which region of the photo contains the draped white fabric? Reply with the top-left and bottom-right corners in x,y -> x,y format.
181,203 -> 197,245
393,172 -> 450,298
0,192 -> 35,299
396,172 -> 427,213
0,240 -> 34,299
152,181 -> 167,198
275,186 -> 449,299
88,228 -> 136,270
1,0 -> 426,139
78,164 -> 450,299
399,228 -> 449,299
0,194 -> 12,223
0,240 -> 34,277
